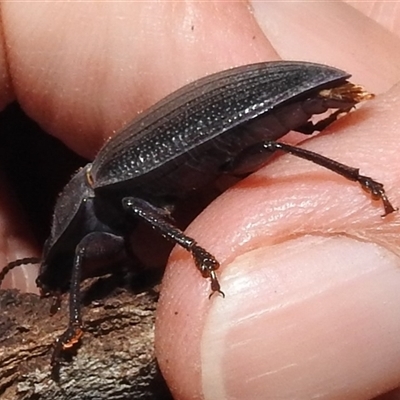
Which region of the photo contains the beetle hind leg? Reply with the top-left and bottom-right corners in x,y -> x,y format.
295,108 -> 349,135
262,141 -> 396,216
231,140 -> 396,216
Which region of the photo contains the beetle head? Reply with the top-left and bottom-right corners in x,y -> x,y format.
35,167 -> 94,296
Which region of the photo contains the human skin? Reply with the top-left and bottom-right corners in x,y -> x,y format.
1,2 -> 400,399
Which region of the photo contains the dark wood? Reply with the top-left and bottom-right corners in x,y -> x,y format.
0,284 -> 173,400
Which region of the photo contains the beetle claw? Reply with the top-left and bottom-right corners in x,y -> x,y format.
209,270 -> 225,299
358,175 -> 397,217
51,324 -> 84,367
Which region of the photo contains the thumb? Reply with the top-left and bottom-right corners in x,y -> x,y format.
155,85 -> 400,399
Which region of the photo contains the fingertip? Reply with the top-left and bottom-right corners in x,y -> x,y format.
155,249 -> 210,400
158,236 -> 400,399
2,1 -> 276,159
251,1 -> 400,93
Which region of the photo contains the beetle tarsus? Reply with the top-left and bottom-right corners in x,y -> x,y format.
50,324 -> 83,381
358,175 -> 397,217
191,245 -> 219,275
190,245 -> 224,295
51,324 -> 84,367
208,270 -> 225,299
380,193 -> 398,217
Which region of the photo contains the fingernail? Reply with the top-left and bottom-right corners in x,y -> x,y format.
200,236 -> 400,399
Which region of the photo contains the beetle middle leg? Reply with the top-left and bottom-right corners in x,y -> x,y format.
122,197 -> 223,296
232,141 -> 396,217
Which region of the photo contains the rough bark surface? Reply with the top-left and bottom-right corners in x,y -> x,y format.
0,284 -> 173,400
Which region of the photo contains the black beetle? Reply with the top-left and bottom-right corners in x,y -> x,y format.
0,61 -> 396,367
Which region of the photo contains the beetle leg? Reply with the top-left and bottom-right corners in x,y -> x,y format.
50,243 -> 84,377
51,242 -> 84,361
122,197 -> 224,296
261,141 -> 397,216
51,232 -> 127,374
295,108 -> 349,135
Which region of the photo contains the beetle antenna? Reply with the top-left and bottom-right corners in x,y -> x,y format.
0,257 -> 41,287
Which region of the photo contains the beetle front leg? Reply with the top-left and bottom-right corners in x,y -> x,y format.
50,232 -> 126,375
50,244 -> 84,376
122,197 -> 224,296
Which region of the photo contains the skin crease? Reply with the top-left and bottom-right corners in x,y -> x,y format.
1,1 -> 400,399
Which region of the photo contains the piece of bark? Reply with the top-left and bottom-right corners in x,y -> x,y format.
0,284 -> 173,400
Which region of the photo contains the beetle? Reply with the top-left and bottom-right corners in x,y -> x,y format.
0,61 -> 396,368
